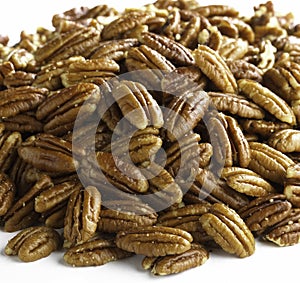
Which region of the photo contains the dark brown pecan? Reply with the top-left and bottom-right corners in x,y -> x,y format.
0,128 -> 22,173
0,86 -> 48,119
193,44 -> 238,94
263,208 -> 300,246
240,119 -> 291,139
98,199 -> 157,233
64,186 -> 101,247
238,79 -> 296,125
221,167 -> 275,197
63,238 -> 132,267
34,180 -> 82,213
140,162 -> 183,210
125,44 -> 175,90
223,114 -> 251,168
41,204 -> 67,229
268,129 -> 300,153
164,84 -> 209,142
35,26 -> 101,64
248,142 -> 295,184
199,203 -> 255,258
112,80 -> 164,130
17,133 -> 78,174
226,59 -> 263,82
238,194 -> 292,234
36,82 -> 101,136
142,243 -> 209,275
61,58 -> 119,87
2,112 -> 43,134
208,92 -> 265,119
263,61 -> 300,103
187,168 -> 249,211
91,38 -> 139,61
115,226 -> 193,257
161,66 -> 207,105
101,11 -> 153,40
33,56 -> 84,90
3,175 -> 53,232
5,226 -> 62,262
138,32 -> 195,66
104,127 -> 162,164
0,172 -> 16,216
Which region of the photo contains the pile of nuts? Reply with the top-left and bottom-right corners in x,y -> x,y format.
0,0 -> 300,276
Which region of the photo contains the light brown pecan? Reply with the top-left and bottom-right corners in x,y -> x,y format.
98,199 -> 157,233
138,32 -> 195,66
157,203 -> 212,243
292,99 -> 300,124
5,226 -> 62,262
199,203 -> 255,258
63,238 -> 132,267
91,38 -> 139,61
208,92 -> 265,119
238,79 -> 296,125
142,243 -> 209,275
248,142 -> 295,184
35,26 -> 101,64
263,208 -> 300,247
268,129 -> 300,153
36,82 -> 101,136
218,37 -> 249,61
3,175 -> 53,232
125,44 -> 175,90
63,186 -> 101,248
33,56 -> 85,90
263,61 -> 300,103
115,226 -> 193,257
164,84 -> 209,142
34,180 -> 82,213
0,86 -> 48,119
2,112 -> 43,134
193,45 -> 237,93
284,163 -> 300,207
0,128 -> 22,173
226,59 -> 263,82
104,127 -> 162,164
194,5 -> 239,18
3,71 -> 36,88
112,80 -> 164,130
61,58 -> 119,87
0,172 -> 16,216
240,119 -> 291,139
52,5 -> 118,28
17,134 -> 78,174
238,194 -> 292,234
221,167 -> 275,197
101,11 -> 153,40
197,25 -> 223,51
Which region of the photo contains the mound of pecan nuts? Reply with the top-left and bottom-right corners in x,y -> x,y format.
1,0 -> 300,276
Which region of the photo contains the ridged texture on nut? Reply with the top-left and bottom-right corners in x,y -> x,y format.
115,226 -> 193,257
199,203 -> 255,258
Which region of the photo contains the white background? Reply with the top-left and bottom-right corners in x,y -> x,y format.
0,1 -> 299,283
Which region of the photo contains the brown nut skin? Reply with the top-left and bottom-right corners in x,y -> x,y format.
5,226 -> 62,262
115,226 -> 193,257
200,203 -> 255,258
0,172 -> 16,216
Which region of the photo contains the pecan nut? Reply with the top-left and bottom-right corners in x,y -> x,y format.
115,226 -> 193,257
199,203 -> 255,258
0,172 -> 16,216
5,226 -> 62,262
268,129 -> 300,153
